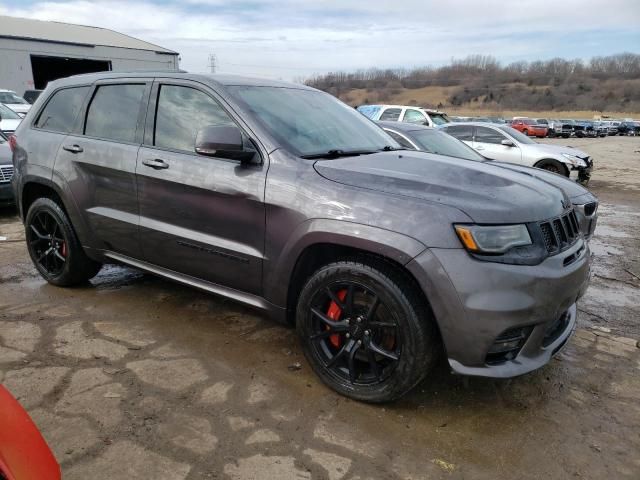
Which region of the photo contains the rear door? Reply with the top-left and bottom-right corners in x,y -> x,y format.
53,79 -> 151,258
136,80 -> 267,294
472,126 -> 522,164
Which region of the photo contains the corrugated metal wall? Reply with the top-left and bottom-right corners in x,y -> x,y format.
0,38 -> 178,94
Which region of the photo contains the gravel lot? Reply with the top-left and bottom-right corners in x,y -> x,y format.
1,136 -> 639,479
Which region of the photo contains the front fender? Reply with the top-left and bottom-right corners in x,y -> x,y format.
263,218 -> 427,307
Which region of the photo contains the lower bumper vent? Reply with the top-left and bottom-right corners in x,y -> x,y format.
485,326 -> 532,365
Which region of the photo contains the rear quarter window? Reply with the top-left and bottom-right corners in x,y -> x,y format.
442,125 -> 473,142
379,108 -> 402,121
34,87 -> 90,133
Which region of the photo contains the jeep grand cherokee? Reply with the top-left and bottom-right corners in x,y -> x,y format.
10,73 -> 590,402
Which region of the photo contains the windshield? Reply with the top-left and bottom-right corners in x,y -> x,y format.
410,129 -> 485,161
0,103 -> 21,119
0,92 -> 28,104
227,86 -> 399,157
428,113 -> 450,125
499,126 -> 536,144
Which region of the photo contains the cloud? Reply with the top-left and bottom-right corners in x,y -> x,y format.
1,0 -> 639,79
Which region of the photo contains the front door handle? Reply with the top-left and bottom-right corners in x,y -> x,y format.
62,144 -> 83,154
142,158 -> 169,170
475,146 -> 484,151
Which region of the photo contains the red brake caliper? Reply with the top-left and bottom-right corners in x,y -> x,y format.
60,242 -> 67,258
326,289 -> 347,348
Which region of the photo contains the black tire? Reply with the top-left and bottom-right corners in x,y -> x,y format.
25,197 -> 102,286
296,259 -> 438,402
535,159 -> 569,177
522,129 -> 528,136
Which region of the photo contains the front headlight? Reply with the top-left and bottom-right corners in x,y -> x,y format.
454,224 -> 532,254
561,153 -> 586,167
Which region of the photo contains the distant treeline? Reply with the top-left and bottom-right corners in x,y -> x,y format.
305,53 -> 640,112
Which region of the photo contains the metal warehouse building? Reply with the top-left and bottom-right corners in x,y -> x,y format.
0,15 -> 179,94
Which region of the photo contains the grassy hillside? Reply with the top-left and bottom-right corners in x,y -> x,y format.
338,86 -> 640,120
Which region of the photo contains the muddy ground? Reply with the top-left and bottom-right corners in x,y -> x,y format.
1,136 -> 639,479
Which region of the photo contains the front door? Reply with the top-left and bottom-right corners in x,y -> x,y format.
472,126 -> 522,164
136,81 -> 267,295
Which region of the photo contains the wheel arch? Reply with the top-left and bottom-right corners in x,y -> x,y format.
534,158 -> 569,177
271,221 -> 431,327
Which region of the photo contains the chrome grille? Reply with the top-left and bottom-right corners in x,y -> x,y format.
539,210 -> 580,254
0,165 -> 13,183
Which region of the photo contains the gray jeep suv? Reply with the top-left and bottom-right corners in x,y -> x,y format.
10,72 -> 591,402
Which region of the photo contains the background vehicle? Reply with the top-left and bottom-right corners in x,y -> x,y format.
592,121 -> 609,137
357,104 -> 450,127
0,385 -> 61,480
379,121 -> 598,239
0,89 -> 31,116
510,118 -> 548,137
0,130 -> 15,205
617,121 -> 639,136
441,122 -> 592,182
22,89 -> 43,104
601,121 -> 619,135
12,73 -> 590,402
0,103 -> 22,134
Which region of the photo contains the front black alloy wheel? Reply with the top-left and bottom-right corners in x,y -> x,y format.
25,198 -> 102,286
297,260 -> 438,402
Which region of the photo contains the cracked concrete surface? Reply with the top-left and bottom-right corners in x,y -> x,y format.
1,137 -> 639,479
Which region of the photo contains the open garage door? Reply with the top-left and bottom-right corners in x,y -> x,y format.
30,55 -> 112,90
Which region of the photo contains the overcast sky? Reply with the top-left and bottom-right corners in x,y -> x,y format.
1,0 -> 640,80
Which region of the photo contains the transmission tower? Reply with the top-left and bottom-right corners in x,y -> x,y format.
208,54 -> 217,74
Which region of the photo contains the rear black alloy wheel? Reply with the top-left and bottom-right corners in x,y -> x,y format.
25,197 -> 102,286
27,210 -> 67,277
297,260 -> 437,402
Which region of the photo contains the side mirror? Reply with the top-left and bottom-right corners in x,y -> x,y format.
501,139 -> 515,147
195,125 -> 257,164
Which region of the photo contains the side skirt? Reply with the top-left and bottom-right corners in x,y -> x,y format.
103,251 -> 287,323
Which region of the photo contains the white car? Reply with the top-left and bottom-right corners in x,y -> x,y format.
0,103 -> 22,134
440,122 -> 593,183
357,104 -> 450,127
0,89 -> 31,117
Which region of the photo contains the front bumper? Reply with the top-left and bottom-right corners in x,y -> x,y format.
407,239 -> 590,378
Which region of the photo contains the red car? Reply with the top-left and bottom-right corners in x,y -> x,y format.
510,118 -> 548,137
0,386 -> 60,480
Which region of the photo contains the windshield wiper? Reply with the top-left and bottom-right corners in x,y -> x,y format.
300,149 -> 377,159
379,145 -> 404,151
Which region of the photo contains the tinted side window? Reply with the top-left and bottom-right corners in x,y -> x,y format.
402,109 -> 426,124
155,85 -> 234,152
385,130 -> 415,149
379,108 -> 402,121
35,87 -> 89,133
475,127 -> 506,145
443,125 -> 473,141
85,84 -> 145,143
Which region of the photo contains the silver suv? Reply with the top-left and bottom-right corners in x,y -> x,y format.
10,72 -> 590,402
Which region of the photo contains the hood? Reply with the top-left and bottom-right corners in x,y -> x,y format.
491,162 -> 595,203
0,118 -> 21,132
314,151 -> 569,223
4,104 -> 30,115
522,143 -> 590,160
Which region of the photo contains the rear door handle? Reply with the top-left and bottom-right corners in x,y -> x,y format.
142,158 -> 169,170
62,144 -> 83,154
475,146 -> 484,151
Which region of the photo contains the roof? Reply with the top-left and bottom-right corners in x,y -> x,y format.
0,15 -> 177,55
47,71 -> 314,91
359,104 -> 446,113
377,121 -> 434,132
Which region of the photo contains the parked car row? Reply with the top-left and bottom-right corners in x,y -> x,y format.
9,72 -> 594,402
